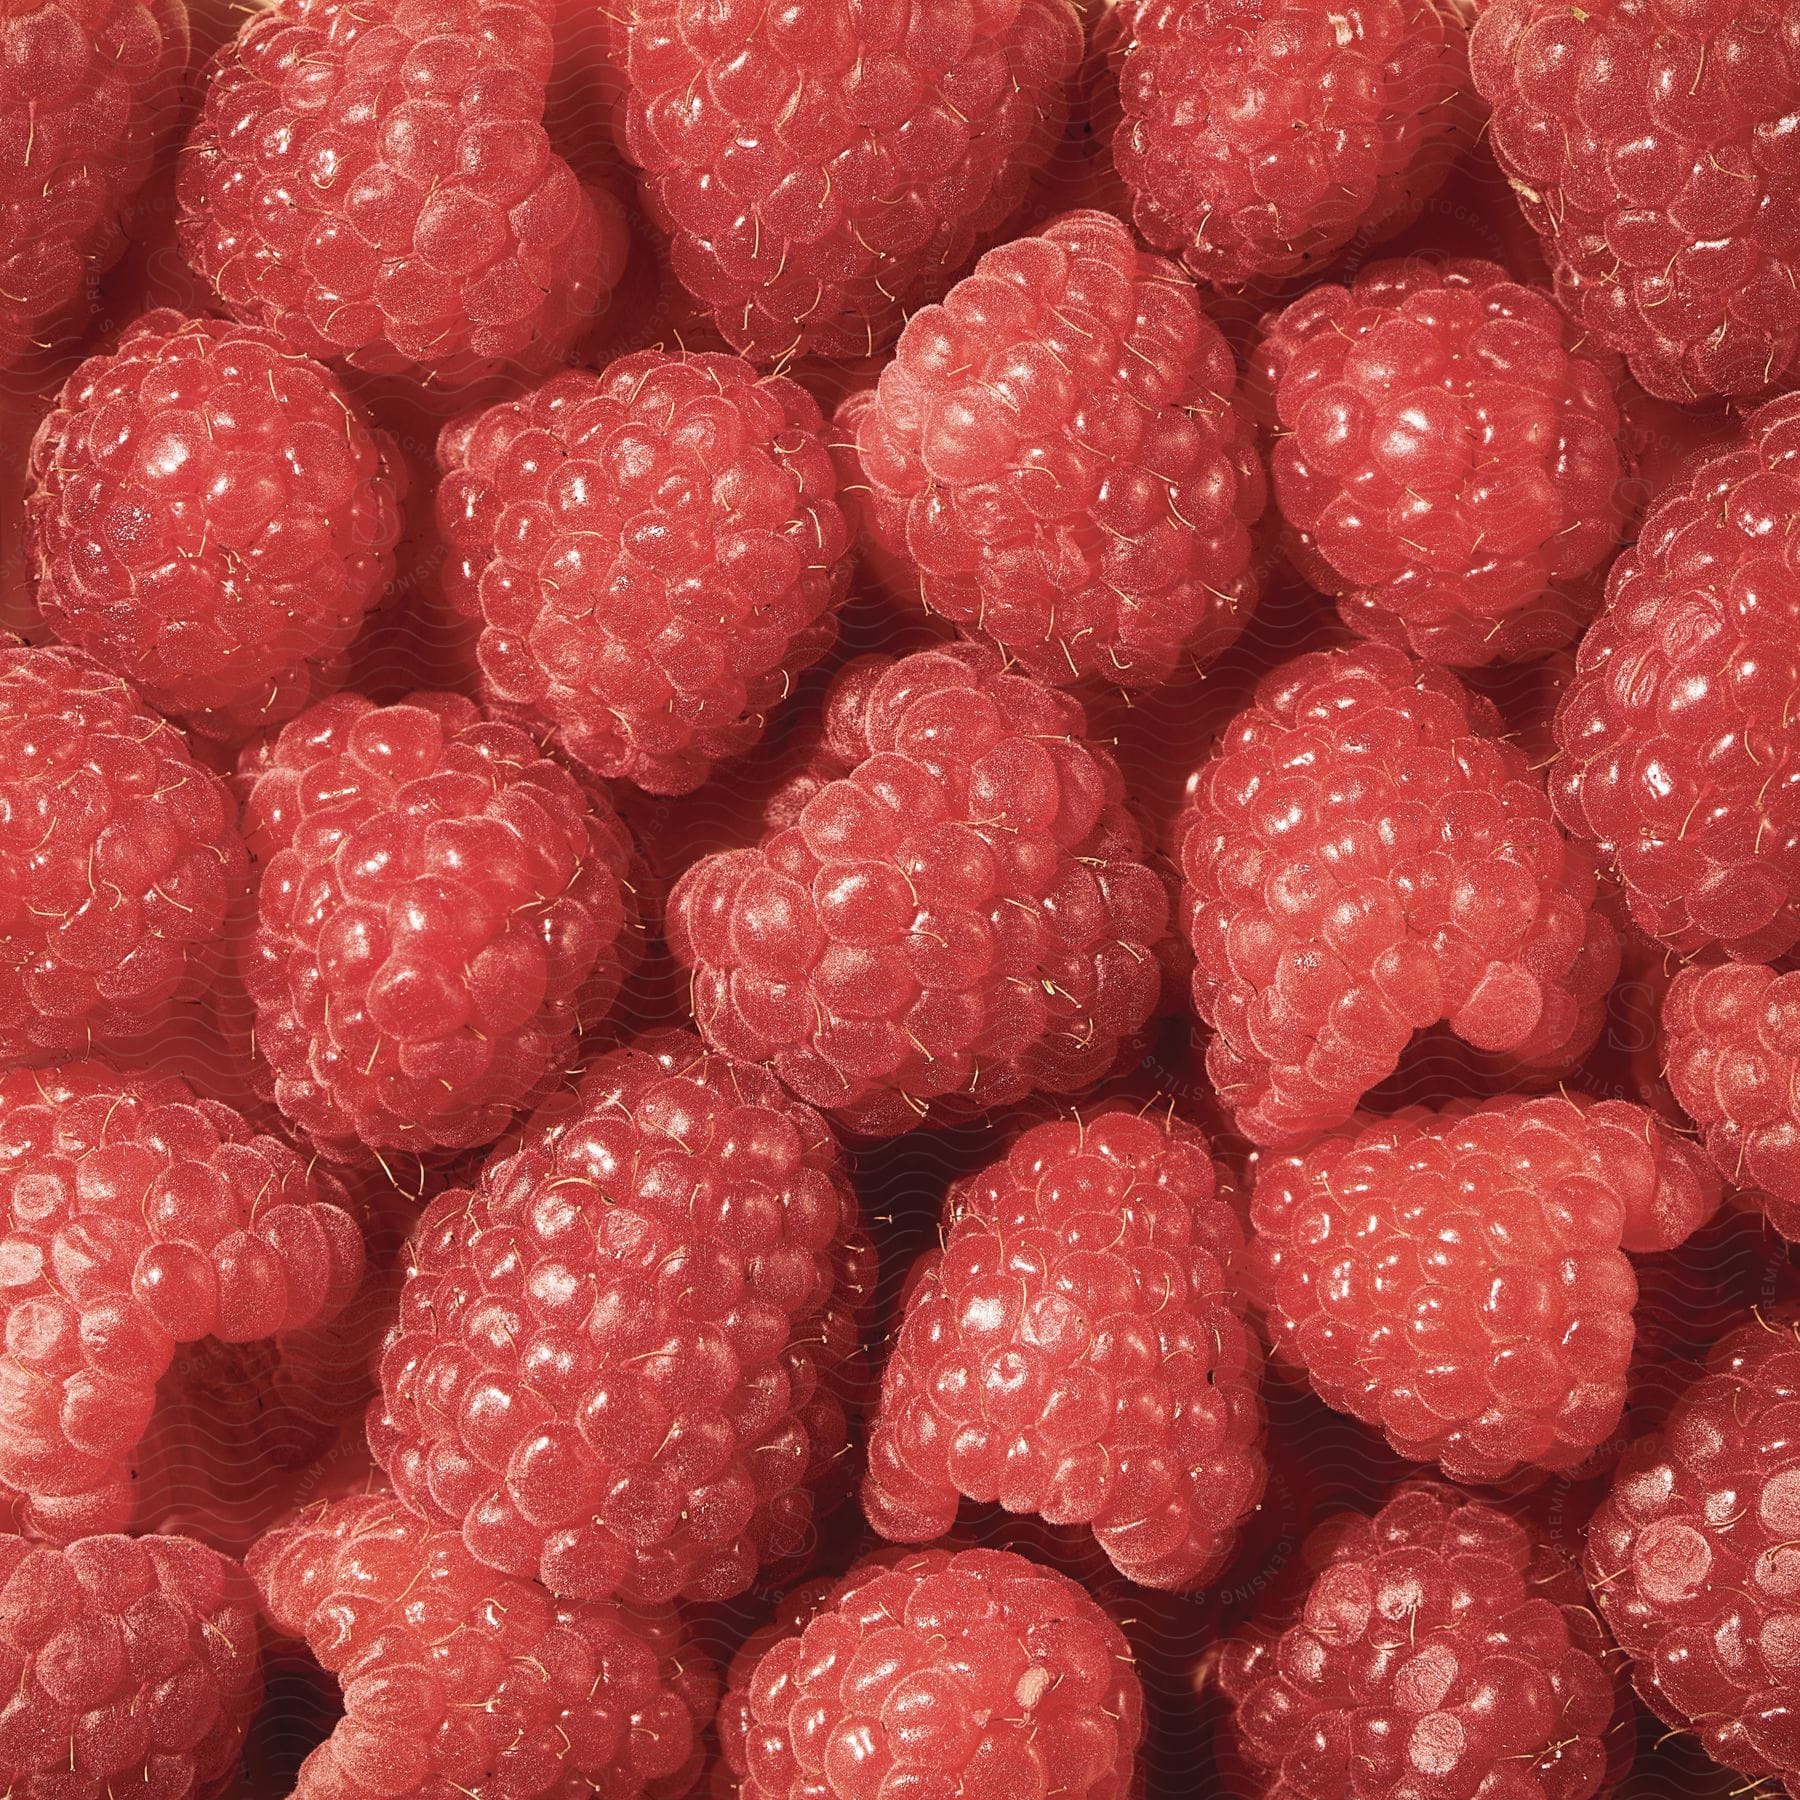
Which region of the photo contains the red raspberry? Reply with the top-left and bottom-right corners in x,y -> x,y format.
669,645 -> 1170,1136
248,1491 -> 713,1800
176,0 -> 626,391
26,311 -> 404,744
0,643 -> 246,1067
368,1028 -> 871,1606
1585,1311 -> 1800,1793
0,1062 -> 364,1543
436,350 -> 853,797
612,0 -> 1082,364
849,209 -> 1266,690
1110,0 -> 1477,291
718,1545 -> 1144,1800
1177,643 -> 1619,1146
863,1107 -> 1263,1590
1219,1481 -> 1627,1800
237,690 -> 637,1164
1252,256 -> 1626,667
1550,394 -> 1800,962
0,1532 -> 262,1798
0,0 -> 188,368
1249,1094 -> 1722,1483
1472,0 -> 1800,402
1663,961 -> 1800,1228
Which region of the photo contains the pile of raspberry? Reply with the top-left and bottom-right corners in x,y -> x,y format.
7,1 -> 1800,1795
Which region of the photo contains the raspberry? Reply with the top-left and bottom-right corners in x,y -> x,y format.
1249,1094 -> 1722,1483
863,1107 -> 1264,1590
718,1545 -> 1144,1800
1585,1311 -> 1800,1794
1550,394 -> 1800,962
1472,0 -> 1800,403
435,350 -> 853,797
176,0 -> 626,391
0,0 -> 188,368
237,690 -> 637,1164
248,1491 -> 713,1800
1251,256 -> 1626,668
1110,0 -> 1477,290
0,1532 -> 262,1798
1218,1480 -> 1626,1800
1663,961 -> 1800,1228
26,311 -> 404,744
368,1028 -> 871,1606
668,644 -> 1170,1136
0,1062 -> 364,1543
1177,642 -> 1619,1146
612,0 -> 1082,364
0,643 -> 246,1068
849,209 -> 1266,690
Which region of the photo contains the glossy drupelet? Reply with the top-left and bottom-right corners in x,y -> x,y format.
237,690 -> 637,1163
0,0 -> 188,366
668,645 -> 1170,1136
1112,0 -> 1477,290
1586,1312 -> 1800,1795
369,1029 -> 872,1606
27,311 -> 404,743
1473,0 -> 1800,402
436,350 -> 852,796
248,1491 -> 713,1800
1219,1481 -> 1627,1800
0,1531 -> 262,1798
0,643 -> 247,1067
1250,1094 -> 1722,1483
718,1546 -> 1143,1800
1177,643 -> 1619,1146
1252,256 -> 1626,667
1551,393 -> 1800,962
863,1108 -> 1264,1589
850,209 -> 1266,689
613,0 -> 1082,362
177,0 -> 625,390
0,1063 -> 363,1542
1663,961 -> 1800,1230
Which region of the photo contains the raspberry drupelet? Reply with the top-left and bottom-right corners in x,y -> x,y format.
1250,1094 -> 1722,1484
176,0 -> 625,392
849,209 -> 1267,690
1251,256 -> 1626,667
1551,393 -> 1800,962
237,690 -> 637,1165
369,1028 -> 872,1607
27,311 -> 404,744
1219,1481 -> 1628,1800
718,1546 -> 1144,1800
668,644 -> 1170,1136
863,1107 -> 1264,1590
1586,1311 -> 1800,1794
248,1490 -> 714,1800
1473,0 -> 1800,403
0,0 -> 188,368
0,643 -> 246,1068
1177,643 -> 1619,1147
612,0 -> 1082,364
1111,0 -> 1478,291
0,1062 -> 364,1543
436,350 -> 853,797
1663,961 -> 1800,1230
0,1532 -> 263,1799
